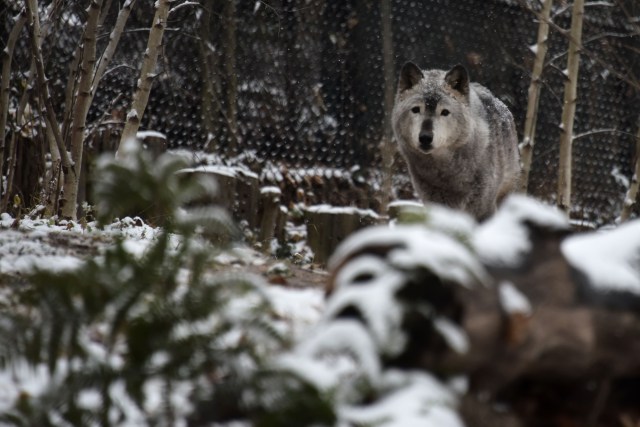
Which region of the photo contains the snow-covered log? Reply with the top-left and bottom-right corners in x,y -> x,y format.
326,195 -> 640,426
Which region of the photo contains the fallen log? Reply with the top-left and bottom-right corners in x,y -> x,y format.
325,196 -> 640,427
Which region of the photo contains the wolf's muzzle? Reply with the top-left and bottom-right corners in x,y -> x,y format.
419,131 -> 433,151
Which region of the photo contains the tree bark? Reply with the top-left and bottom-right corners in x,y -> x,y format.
0,8 -> 28,203
519,0 -> 553,193
118,0 -> 170,156
61,0 -> 104,220
557,0 -> 585,214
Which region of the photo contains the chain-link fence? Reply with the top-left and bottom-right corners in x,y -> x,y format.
2,0 -> 640,225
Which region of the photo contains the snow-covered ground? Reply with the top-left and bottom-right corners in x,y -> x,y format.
0,212 -> 331,424
2,192 -> 639,426
0,213 -> 325,328
0,206 -> 468,426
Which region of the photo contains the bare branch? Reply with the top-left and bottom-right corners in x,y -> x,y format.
168,1 -> 201,16
520,0 -> 640,91
572,128 -> 635,140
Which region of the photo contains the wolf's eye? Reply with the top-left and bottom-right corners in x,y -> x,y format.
411,106 -> 420,114
441,109 -> 450,116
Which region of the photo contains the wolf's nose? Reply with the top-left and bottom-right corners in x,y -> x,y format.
419,132 -> 433,150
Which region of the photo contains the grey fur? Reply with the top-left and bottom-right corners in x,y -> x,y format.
392,62 -> 521,221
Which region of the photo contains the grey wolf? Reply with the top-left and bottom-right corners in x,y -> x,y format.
391,62 -> 520,221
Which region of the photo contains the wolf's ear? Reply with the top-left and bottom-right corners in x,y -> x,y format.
398,62 -> 423,92
445,64 -> 469,96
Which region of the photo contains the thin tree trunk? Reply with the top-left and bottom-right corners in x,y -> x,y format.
620,122 -> 640,221
30,3 -> 67,216
0,8 -> 28,204
61,47 -> 82,143
118,0 -> 170,155
283,0 -> 300,162
519,0 -> 553,193
198,1 -> 221,151
42,121 -> 62,217
61,0 -> 103,220
90,0 -> 137,104
225,0 -> 238,156
379,0 -> 395,213
557,0 -> 585,214
25,0 -> 72,193
99,0 -> 113,26
2,62 -> 33,213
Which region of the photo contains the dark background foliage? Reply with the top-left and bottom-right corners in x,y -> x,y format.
2,0 -> 640,224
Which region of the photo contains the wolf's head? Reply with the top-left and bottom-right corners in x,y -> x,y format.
392,62 -> 472,153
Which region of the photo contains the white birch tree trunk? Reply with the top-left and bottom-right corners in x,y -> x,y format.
519,0 -> 553,193
117,0 -> 170,156
557,0 -> 585,214
61,0 -> 103,220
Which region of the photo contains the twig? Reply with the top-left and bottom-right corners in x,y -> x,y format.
168,1 -> 201,16
572,128 -> 635,141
